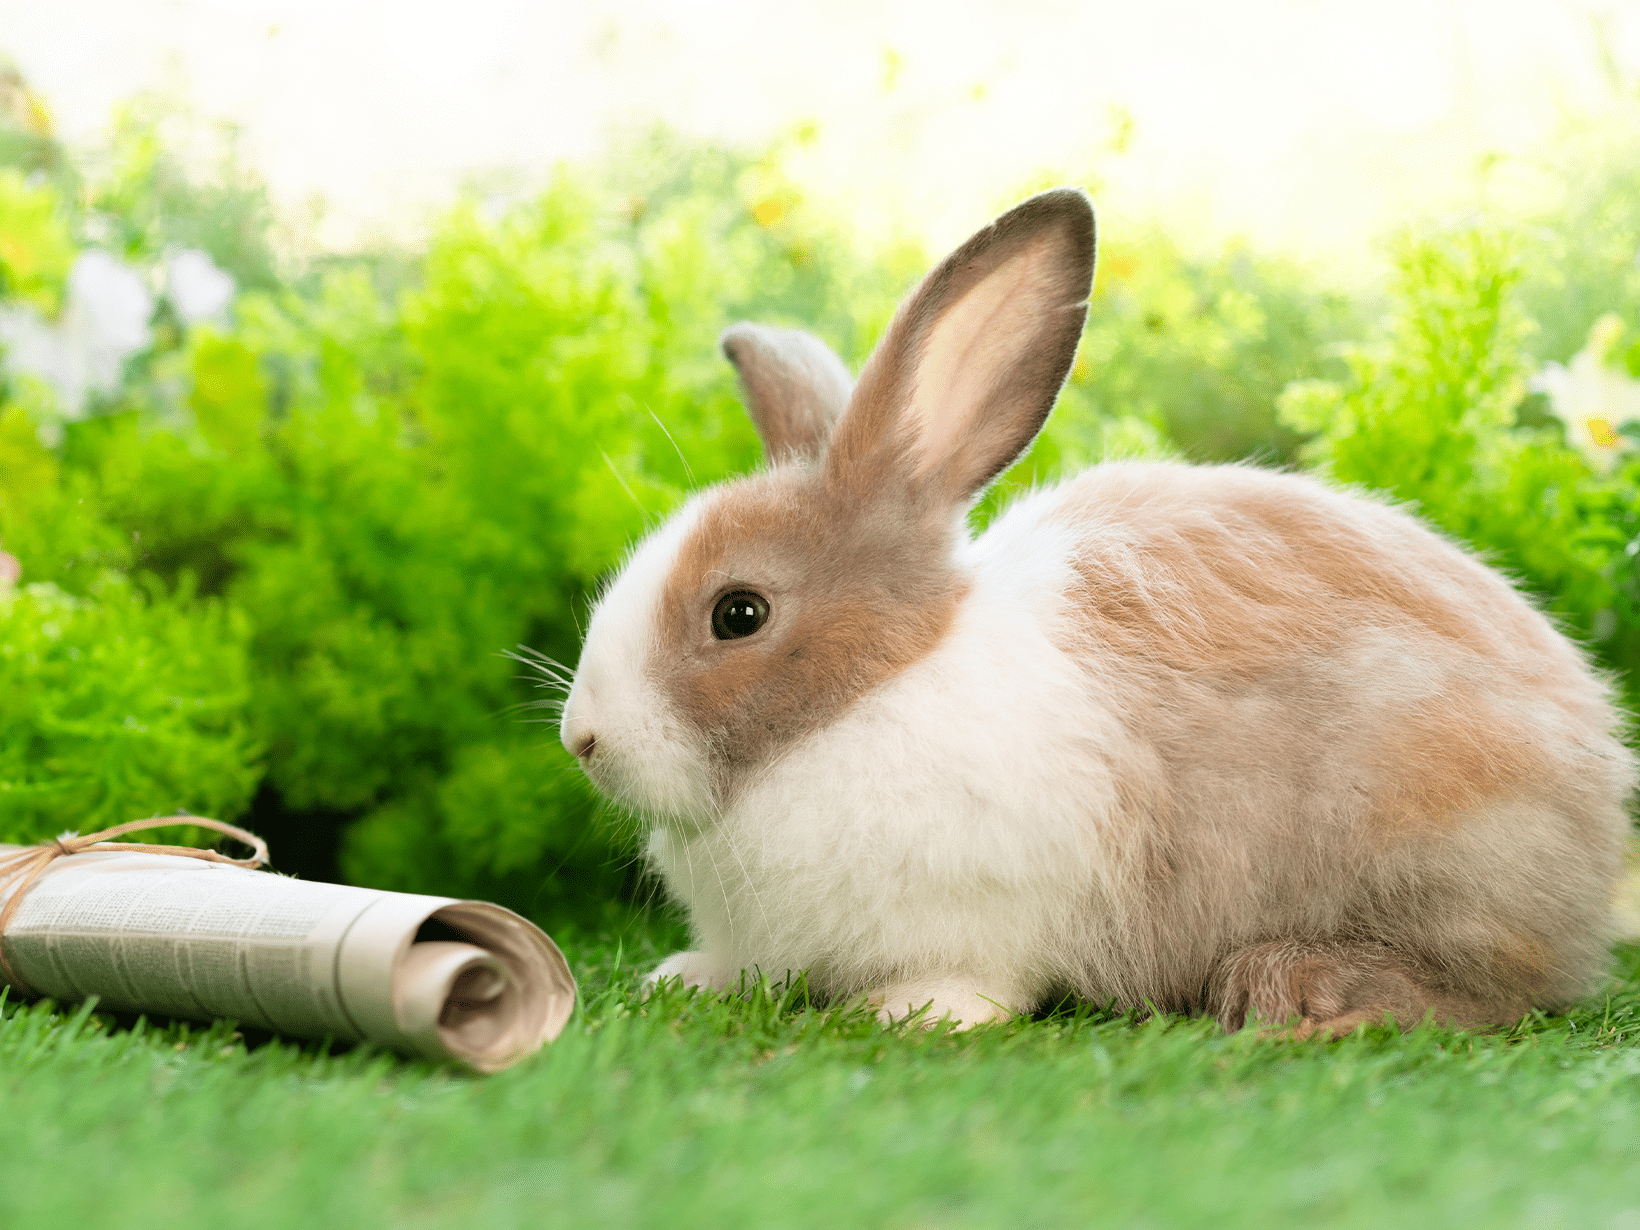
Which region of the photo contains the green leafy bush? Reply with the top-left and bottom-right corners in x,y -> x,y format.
0,577 -> 258,840
1279,225 -> 1640,707
1072,228 -> 1356,462
0,169 -> 73,313
1517,103 -> 1640,366
0,393 -> 261,840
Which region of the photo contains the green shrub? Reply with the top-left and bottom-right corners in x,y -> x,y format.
0,169 -> 74,313
1072,228 -> 1355,462
1279,225 -> 1640,708
0,577 -> 258,841
340,731 -> 624,916
0,393 -> 261,841
1517,104 -> 1640,365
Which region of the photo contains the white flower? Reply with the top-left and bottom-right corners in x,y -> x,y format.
0,547 -> 18,589
1536,313 -> 1640,473
0,249 -> 153,417
163,248 -> 235,325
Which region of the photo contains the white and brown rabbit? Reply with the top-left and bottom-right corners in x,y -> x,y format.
560,188 -> 1635,1035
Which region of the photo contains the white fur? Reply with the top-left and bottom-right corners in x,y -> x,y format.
561,499 -> 716,822
645,484 -> 1145,1021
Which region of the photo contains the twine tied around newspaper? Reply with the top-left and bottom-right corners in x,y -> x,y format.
0,817 -> 269,994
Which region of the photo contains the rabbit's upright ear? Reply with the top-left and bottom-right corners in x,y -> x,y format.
828,189 -> 1095,507
720,324 -> 854,466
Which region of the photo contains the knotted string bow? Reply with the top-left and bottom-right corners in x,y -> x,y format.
0,816 -> 269,994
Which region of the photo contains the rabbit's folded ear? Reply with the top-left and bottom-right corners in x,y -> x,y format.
827,188 -> 1095,506
720,324 -> 854,466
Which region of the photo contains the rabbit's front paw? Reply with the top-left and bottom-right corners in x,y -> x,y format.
641,950 -> 733,993
870,980 -> 1022,1030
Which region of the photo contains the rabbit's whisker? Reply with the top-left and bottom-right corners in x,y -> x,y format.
716,811 -> 775,951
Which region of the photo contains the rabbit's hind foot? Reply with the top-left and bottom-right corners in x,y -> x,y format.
1208,939 -> 1526,1038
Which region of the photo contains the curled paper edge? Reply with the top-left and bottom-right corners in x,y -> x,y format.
0,846 -> 577,1072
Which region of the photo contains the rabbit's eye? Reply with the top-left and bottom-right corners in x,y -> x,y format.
712,591 -> 769,640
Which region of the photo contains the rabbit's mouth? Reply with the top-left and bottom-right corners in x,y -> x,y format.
562,681 -> 717,825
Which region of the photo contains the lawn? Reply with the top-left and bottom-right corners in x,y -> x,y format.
5,926 -> 1639,1229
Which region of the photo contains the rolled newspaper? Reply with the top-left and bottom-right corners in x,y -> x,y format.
0,839 -> 576,1073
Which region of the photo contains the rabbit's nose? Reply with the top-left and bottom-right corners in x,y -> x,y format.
559,680 -> 595,758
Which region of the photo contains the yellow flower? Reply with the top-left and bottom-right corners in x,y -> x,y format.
752,196 -> 789,228
1536,314 -> 1640,472
1587,418 -> 1621,449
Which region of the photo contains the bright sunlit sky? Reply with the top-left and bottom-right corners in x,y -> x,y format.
6,0 -> 1640,274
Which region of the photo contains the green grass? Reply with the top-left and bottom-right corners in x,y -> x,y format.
5,934 -> 1640,1229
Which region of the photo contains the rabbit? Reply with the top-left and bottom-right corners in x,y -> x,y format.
558,187 -> 1635,1035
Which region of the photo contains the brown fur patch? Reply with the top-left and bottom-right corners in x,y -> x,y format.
654,468 -> 965,797
1052,464 -> 1559,675
1370,691 -> 1540,829
1049,464 -> 1575,833
1484,933 -> 1557,998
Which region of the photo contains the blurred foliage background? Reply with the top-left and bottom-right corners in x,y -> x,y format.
4,67 -> 1640,938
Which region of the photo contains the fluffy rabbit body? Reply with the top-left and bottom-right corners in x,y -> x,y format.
560,189 -> 1634,1034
